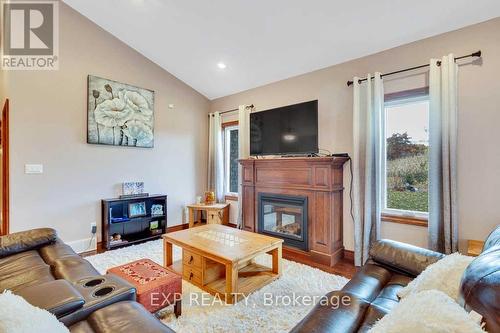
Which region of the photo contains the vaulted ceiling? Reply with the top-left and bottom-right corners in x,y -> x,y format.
63,0 -> 500,99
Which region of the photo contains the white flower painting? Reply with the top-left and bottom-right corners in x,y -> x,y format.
87,75 -> 154,147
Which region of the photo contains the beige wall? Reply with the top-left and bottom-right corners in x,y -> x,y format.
0,69 -> 6,224
0,66 -> 7,111
212,18 -> 500,252
0,70 -> 6,106
5,3 -> 210,248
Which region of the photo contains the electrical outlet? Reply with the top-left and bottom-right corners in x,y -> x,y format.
91,222 -> 97,234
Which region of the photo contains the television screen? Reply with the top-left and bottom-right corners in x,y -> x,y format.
250,100 -> 318,156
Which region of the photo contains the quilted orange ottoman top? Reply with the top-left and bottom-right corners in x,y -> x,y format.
107,258 -> 182,313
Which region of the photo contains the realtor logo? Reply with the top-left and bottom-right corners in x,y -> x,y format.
1,0 -> 59,70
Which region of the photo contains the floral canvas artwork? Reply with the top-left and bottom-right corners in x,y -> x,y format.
87,75 -> 154,147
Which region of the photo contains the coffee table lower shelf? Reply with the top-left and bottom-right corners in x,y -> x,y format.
167,260 -> 279,303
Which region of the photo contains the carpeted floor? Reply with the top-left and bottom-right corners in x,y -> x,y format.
86,239 -> 349,333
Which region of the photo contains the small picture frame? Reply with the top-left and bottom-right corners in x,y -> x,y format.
129,202 -> 146,218
149,220 -> 159,230
151,204 -> 164,216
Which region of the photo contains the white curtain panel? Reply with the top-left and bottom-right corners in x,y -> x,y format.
237,105 -> 251,228
428,54 -> 459,254
352,73 -> 384,266
207,112 -> 224,202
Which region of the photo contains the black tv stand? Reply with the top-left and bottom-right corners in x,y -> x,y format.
101,194 -> 167,250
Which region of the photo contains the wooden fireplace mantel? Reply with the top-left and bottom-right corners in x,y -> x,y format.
239,156 -> 349,266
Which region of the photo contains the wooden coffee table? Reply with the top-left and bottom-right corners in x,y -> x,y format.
163,224 -> 283,304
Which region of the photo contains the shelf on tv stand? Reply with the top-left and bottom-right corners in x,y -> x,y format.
109,233 -> 163,249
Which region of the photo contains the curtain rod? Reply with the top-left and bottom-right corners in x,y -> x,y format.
209,104 -> 255,117
346,50 -> 481,87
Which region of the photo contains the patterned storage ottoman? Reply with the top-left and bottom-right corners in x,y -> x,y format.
107,259 -> 182,316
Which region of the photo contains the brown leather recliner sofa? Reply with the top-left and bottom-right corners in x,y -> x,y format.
291,225 -> 500,333
0,228 -> 174,333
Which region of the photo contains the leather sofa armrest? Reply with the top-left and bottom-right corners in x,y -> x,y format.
15,279 -> 85,317
59,274 -> 136,326
482,225 -> 500,252
290,290 -> 369,333
72,301 -> 176,333
0,228 -> 57,258
369,239 -> 445,276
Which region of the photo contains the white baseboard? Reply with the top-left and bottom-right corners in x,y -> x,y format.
66,236 -> 97,254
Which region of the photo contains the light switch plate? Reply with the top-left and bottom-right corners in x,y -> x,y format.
25,164 -> 43,174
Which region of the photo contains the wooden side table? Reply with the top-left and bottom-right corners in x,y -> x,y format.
467,240 -> 484,257
187,203 -> 229,228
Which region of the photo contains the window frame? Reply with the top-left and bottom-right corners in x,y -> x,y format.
222,121 -> 239,199
382,89 -> 430,225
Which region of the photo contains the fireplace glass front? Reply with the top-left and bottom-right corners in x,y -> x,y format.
258,193 -> 308,250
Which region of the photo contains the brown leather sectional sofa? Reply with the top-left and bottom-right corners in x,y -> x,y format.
0,228 -> 174,333
3,226 -> 498,332
291,225 -> 500,333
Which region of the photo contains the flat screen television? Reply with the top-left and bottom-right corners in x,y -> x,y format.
250,100 -> 318,156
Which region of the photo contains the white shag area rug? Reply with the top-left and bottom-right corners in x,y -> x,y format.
86,239 -> 349,333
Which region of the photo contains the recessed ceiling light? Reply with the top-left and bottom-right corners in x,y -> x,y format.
217,62 -> 227,69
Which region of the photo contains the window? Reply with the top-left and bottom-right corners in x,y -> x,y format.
383,92 -> 429,219
223,124 -> 239,196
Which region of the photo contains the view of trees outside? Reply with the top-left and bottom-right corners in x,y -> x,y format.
229,129 -> 239,193
385,100 -> 429,212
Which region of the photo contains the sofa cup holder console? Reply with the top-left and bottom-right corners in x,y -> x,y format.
93,286 -> 115,298
59,274 -> 137,326
83,278 -> 105,288
76,275 -> 133,301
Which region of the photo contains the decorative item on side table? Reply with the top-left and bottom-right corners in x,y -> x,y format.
87,75 -> 155,148
204,191 -> 216,205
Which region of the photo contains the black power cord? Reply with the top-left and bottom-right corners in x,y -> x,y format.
348,157 -> 355,223
84,233 -> 96,252
329,153 -> 355,223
